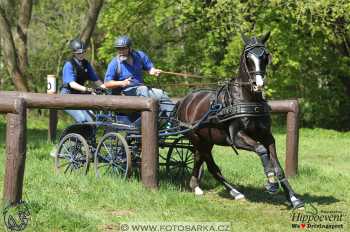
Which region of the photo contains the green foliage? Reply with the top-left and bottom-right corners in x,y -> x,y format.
1,0 -> 350,129
96,0 -> 350,129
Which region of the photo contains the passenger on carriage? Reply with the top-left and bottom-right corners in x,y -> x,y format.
60,39 -> 106,123
103,35 -> 174,122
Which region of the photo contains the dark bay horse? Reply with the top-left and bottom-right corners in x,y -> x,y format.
175,32 -> 304,209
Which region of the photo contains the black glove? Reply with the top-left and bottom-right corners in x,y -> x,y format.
93,87 -> 110,95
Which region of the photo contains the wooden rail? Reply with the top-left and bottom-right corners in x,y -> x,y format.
0,91 -> 159,205
0,91 -> 300,205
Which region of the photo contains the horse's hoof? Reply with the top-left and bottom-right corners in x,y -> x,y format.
265,181 -> 279,195
234,194 -> 245,200
229,189 -> 245,200
194,187 -> 204,196
291,196 -> 304,209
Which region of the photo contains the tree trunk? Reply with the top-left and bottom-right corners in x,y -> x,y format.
0,6 -> 29,91
80,0 -> 104,45
14,0 -> 33,75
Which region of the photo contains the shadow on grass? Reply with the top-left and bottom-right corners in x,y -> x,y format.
216,185 -> 339,209
157,170 -> 339,210
159,162 -> 340,208
158,167 -> 223,193
158,168 -> 191,190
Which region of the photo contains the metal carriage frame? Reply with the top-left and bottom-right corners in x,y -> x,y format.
54,103 -> 201,183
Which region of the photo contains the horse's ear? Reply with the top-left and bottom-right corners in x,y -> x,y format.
259,31 -> 271,44
240,33 -> 250,45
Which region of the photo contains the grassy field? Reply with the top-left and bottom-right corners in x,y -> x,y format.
0,113 -> 349,232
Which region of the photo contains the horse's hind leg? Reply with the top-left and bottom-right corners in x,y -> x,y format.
189,150 -> 205,195
203,150 -> 245,200
261,135 -> 304,209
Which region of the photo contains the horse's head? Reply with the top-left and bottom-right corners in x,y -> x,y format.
240,32 -> 271,92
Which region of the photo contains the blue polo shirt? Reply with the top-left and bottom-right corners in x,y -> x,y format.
104,50 -> 154,88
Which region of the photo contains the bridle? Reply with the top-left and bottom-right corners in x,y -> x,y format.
214,39 -> 270,106
231,41 -> 269,91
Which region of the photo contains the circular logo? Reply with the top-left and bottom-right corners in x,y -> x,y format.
3,201 -> 31,231
120,224 -> 129,231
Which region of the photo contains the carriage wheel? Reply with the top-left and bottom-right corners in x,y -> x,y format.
55,133 -> 91,175
166,137 -> 204,182
94,132 -> 132,179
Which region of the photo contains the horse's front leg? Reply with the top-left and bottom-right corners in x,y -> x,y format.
235,131 -> 279,194
263,136 -> 304,209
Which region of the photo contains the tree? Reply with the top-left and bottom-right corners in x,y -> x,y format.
0,0 -> 32,91
0,0 -> 104,92
80,0 -> 104,45
97,0 -> 350,129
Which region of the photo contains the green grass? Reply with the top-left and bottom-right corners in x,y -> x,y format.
0,113 -> 349,231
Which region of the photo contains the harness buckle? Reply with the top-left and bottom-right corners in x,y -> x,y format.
210,103 -> 222,113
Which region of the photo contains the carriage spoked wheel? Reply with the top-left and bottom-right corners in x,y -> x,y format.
94,132 -> 132,179
166,136 -> 204,183
55,133 -> 91,175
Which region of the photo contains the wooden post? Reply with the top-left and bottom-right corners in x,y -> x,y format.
268,100 -> 300,177
3,98 -> 27,205
285,101 -> 299,177
0,91 -> 161,192
141,99 -> 159,189
48,110 -> 57,142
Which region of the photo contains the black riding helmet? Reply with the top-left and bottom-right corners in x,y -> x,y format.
114,35 -> 132,48
69,39 -> 86,54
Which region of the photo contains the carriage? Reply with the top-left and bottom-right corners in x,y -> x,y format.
53,33 -> 305,209
53,95 -> 203,182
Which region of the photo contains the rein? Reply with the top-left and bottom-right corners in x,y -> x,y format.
176,42 -> 270,128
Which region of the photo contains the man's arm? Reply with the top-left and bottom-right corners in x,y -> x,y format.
69,81 -> 92,93
104,78 -> 131,89
138,51 -> 162,77
63,62 -> 92,93
104,58 -> 132,89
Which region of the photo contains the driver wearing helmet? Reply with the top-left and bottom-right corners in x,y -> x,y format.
104,35 -> 174,116
60,38 -> 105,122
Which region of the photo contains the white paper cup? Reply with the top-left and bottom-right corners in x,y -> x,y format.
47,75 -> 57,94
